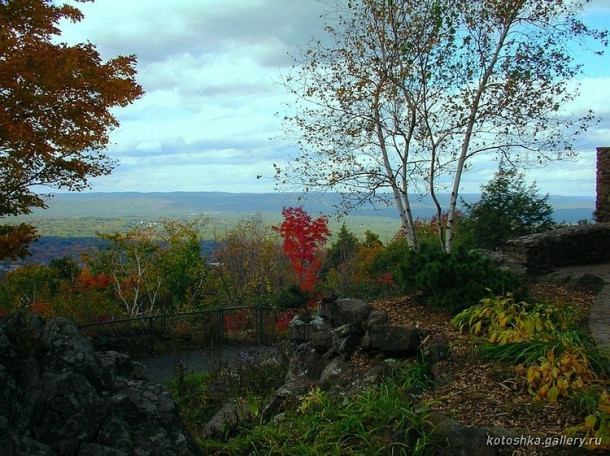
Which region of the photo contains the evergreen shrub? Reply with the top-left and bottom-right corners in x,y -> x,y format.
272,284 -> 309,309
397,243 -> 524,314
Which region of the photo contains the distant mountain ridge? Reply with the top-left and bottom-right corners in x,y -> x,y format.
28,191 -> 595,223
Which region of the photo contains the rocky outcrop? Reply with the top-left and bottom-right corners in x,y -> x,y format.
0,313 -> 201,456
258,298 -> 449,421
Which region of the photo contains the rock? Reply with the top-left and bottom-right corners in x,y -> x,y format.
330,299 -> 373,328
78,443 -> 127,456
310,325 -> 333,354
285,343 -> 331,385
344,363 -> 390,395
432,414 -> 520,456
97,351 -> 148,383
365,325 -> 424,357
476,249 -> 527,278
500,223 -> 610,276
331,324 -> 364,360
201,400 -> 252,439
333,323 -> 364,338
331,333 -> 362,360
367,310 -> 389,329
431,360 -> 452,386
262,381 -> 309,422
40,317 -> 104,388
421,334 -> 451,365
319,357 -> 353,390
0,313 -> 201,456
544,272 -> 608,295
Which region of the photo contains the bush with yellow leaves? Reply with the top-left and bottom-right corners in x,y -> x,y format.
515,347 -> 594,403
452,294 -> 579,345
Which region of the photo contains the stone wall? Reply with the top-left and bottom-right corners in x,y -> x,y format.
500,223 -> 610,276
596,147 -> 610,223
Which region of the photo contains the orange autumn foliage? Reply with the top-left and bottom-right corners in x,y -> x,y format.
0,0 -> 142,259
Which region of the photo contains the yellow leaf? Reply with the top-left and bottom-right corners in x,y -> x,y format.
584,414 -> 598,429
473,320 -> 482,335
548,385 -> 559,402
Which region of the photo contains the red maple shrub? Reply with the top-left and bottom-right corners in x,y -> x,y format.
273,207 -> 330,292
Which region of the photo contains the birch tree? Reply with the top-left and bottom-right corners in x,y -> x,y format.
91,227 -> 163,317
86,220 -> 207,317
279,0 -> 607,252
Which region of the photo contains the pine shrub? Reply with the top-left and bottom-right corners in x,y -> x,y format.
397,244 -> 524,314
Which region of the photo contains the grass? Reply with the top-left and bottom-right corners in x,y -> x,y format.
167,353 -> 442,455
164,287 -> 608,454
206,363 -> 442,456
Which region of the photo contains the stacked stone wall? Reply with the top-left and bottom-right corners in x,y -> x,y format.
596,147 -> 610,223
500,223 -> 610,276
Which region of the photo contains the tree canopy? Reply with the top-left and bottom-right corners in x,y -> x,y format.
462,165 -> 555,250
0,0 -> 143,259
273,207 -> 330,292
279,0 -> 607,252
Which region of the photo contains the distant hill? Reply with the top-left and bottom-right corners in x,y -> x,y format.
0,191 -> 595,269
5,191 -> 595,241
19,191 -> 596,221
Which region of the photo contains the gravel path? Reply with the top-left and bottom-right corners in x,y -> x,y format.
135,345 -> 276,384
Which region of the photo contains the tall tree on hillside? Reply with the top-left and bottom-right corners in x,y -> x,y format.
462,165 -> 555,250
0,0 -> 143,259
86,221 -> 208,317
278,0 -> 606,252
213,214 -> 290,306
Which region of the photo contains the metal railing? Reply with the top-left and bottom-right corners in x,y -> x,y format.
79,305 -> 289,356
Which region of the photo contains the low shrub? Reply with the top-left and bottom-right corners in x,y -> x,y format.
454,293 -> 606,421
397,244 -> 524,314
515,347 -> 595,402
452,294 -> 580,345
272,284 -> 309,309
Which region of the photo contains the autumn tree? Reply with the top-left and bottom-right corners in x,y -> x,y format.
211,214 -> 290,306
320,223 -> 359,296
0,0 -> 143,259
279,0 -> 606,252
273,207 -> 330,292
85,220 -> 207,317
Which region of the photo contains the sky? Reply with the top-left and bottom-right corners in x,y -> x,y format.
56,0 -> 610,197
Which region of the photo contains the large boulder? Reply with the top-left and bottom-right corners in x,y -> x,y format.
0,313 -> 201,456
319,357 -> 354,390
330,299 -> 373,328
364,325 -> 425,357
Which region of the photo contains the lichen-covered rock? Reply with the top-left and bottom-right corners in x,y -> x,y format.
422,334 -> 451,365
366,310 -> 389,329
201,400 -> 252,439
330,298 -> 373,328
0,313 -> 201,456
319,357 -> 353,390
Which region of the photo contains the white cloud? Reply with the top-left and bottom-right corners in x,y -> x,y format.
53,0 -> 609,197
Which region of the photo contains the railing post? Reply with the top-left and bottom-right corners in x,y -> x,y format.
148,316 -> 154,356
256,305 -> 263,344
218,308 -> 224,342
